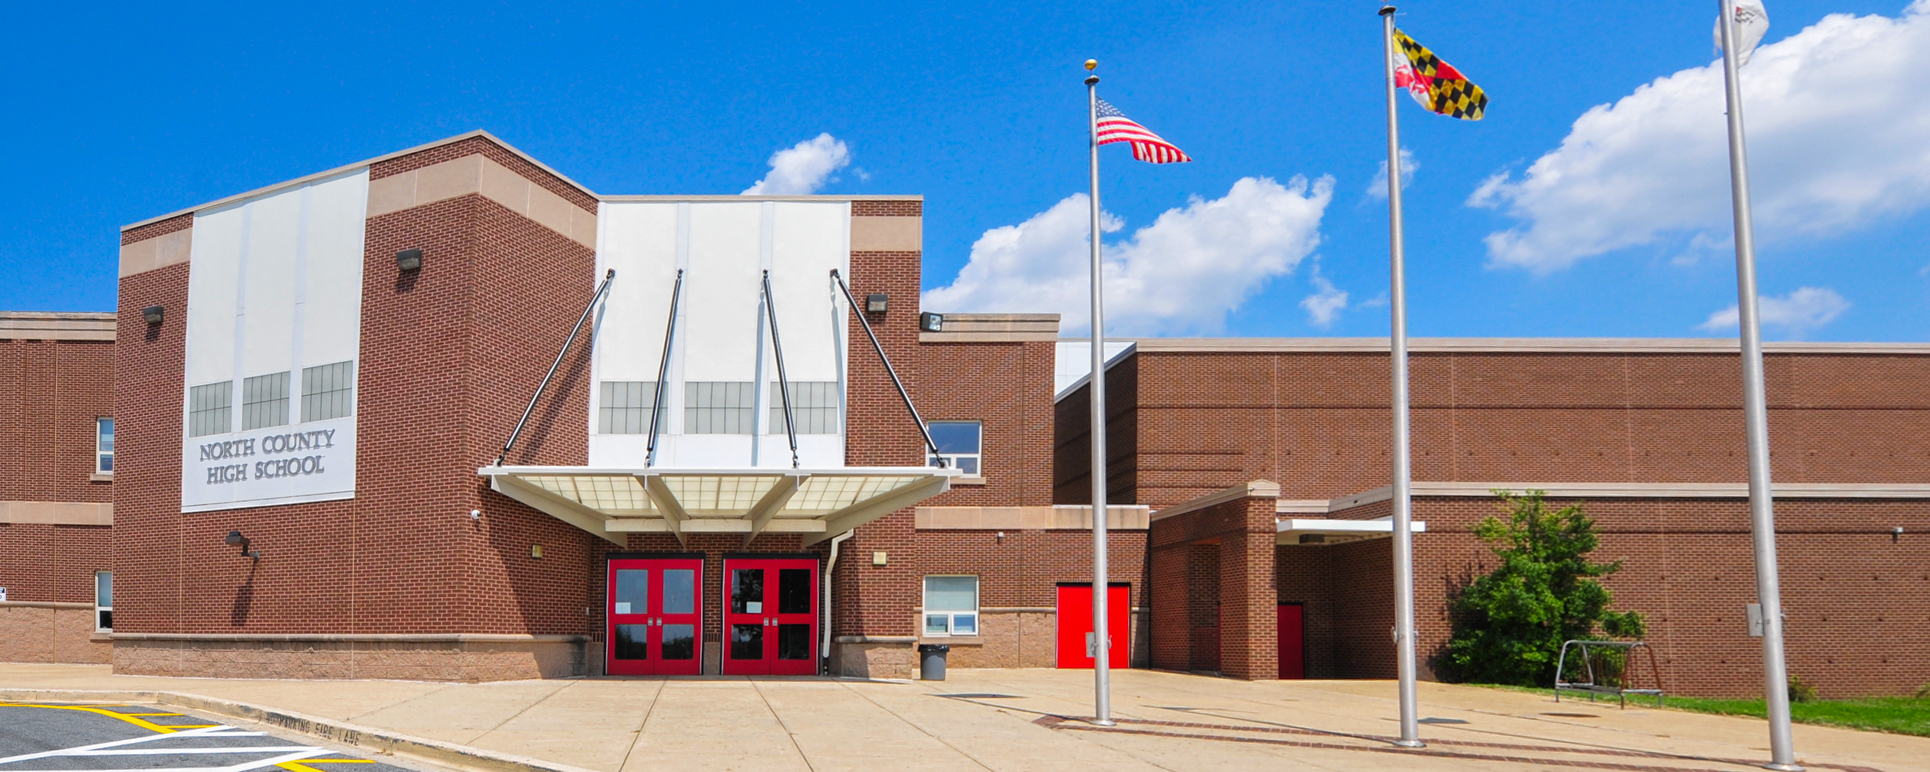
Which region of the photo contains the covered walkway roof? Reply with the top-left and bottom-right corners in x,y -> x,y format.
479,466 -> 958,547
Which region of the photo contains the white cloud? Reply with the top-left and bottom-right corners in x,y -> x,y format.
1474,2 -> 1930,272
922,176 -> 1336,335
1698,286 -> 1849,336
742,133 -> 851,195
1366,148 -> 1417,201
1299,269 -> 1348,328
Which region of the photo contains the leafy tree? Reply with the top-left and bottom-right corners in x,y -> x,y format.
1445,490 -> 1646,686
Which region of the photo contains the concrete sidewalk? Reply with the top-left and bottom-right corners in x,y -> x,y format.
3,664 -> 1924,772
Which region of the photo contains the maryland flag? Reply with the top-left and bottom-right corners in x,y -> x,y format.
1393,29 -> 1488,120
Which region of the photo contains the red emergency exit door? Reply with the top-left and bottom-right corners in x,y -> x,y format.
1056,583 -> 1130,669
1278,603 -> 1305,679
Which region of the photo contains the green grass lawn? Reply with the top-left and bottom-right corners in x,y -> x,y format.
1471,684 -> 1930,738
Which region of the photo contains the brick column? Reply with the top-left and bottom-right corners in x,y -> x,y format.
1217,498 -> 1278,680
1148,543 -> 1189,671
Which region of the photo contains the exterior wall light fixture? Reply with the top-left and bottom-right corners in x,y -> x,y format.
866,293 -> 889,314
918,312 -> 943,333
225,530 -> 261,560
395,248 -> 424,272
141,306 -> 164,326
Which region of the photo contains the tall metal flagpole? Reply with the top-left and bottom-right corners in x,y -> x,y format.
1379,5 -> 1423,750
1717,3 -> 1800,769
1084,58 -> 1115,727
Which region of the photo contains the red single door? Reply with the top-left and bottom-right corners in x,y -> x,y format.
722,556 -> 819,676
1056,583 -> 1130,669
607,556 -> 703,676
1277,603 -> 1305,679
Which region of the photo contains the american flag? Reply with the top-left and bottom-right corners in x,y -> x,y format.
1096,99 -> 1193,164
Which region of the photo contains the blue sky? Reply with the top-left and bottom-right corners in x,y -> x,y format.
3,0 -> 1924,341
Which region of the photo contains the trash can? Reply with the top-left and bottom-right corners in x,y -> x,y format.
918,643 -> 950,681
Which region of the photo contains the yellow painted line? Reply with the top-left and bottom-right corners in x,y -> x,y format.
279,761 -> 375,772
0,703 -> 184,734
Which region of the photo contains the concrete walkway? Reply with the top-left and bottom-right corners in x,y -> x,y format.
2,664 -> 1924,772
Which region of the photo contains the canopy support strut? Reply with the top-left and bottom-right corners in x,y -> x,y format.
496,269 -> 615,467
646,270 -> 685,468
763,271 -> 801,469
829,269 -> 943,464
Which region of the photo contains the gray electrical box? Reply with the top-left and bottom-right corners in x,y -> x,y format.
1746,603 -> 1765,637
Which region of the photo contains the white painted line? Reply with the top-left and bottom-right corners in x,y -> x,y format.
77,747 -> 320,756
0,725 -> 240,764
82,748 -> 334,772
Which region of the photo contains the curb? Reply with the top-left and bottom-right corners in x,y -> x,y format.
0,689 -> 602,772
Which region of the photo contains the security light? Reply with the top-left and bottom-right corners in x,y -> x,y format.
395,248 -> 424,272
866,293 -> 889,314
918,312 -> 943,333
225,530 -> 261,560
141,306 -> 164,326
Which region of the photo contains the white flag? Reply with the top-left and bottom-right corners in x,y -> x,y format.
1715,0 -> 1770,65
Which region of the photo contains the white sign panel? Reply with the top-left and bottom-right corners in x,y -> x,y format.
180,169 -> 367,512
183,418 -> 356,511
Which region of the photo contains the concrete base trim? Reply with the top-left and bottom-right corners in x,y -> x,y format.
0,689 -> 600,772
112,637 -> 586,681
108,633 -> 588,643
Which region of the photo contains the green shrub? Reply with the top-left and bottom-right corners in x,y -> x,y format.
1916,683 -> 1930,700
1445,490 -> 1647,687
1789,675 -> 1818,703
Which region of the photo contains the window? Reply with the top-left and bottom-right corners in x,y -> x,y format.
599,381 -> 667,434
685,382 -> 754,434
927,421 -> 982,475
770,382 -> 839,435
242,372 -> 290,430
188,382 -> 232,438
95,418 -> 113,474
301,361 -> 354,422
923,576 -> 979,637
94,571 -> 112,632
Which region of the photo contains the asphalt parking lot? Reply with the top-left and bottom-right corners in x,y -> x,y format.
0,702 -> 421,772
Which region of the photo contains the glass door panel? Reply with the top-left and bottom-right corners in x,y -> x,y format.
723,567 -> 769,674
769,561 -> 819,675
653,561 -> 703,675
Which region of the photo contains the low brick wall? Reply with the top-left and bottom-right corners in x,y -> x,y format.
111,635 -> 585,681
0,603 -> 111,664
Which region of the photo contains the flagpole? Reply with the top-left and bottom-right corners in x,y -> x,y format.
1379,5 -> 1423,750
1084,58 -> 1116,728
1717,3 -> 1800,769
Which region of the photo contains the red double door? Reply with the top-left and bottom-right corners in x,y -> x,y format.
607,555 -> 704,676
1055,583 -> 1131,669
722,556 -> 820,676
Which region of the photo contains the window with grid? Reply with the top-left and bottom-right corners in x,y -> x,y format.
923,575 -> 978,637
242,372 -> 291,430
95,418 -> 113,474
188,382 -> 233,438
769,381 -> 839,435
684,382 -> 755,434
926,421 -> 982,475
599,381 -> 667,434
301,360 -> 354,422
95,571 -> 113,632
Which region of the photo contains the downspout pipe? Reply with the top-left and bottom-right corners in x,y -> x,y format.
821,529 -> 855,671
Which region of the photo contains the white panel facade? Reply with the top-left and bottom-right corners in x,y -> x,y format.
180,169 -> 369,512
592,200 -> 850,469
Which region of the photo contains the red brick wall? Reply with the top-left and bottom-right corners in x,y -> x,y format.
113,261 -> 190,631
1397,495 -> 1930,698
0,338 -> 114,505
1059,350 -> 1930,509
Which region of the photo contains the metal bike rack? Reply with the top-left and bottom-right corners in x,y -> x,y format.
1554,639 -> 1664,708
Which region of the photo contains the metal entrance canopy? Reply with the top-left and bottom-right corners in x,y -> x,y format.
480,466 -> 958,547
1276,517 -> 1428,546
